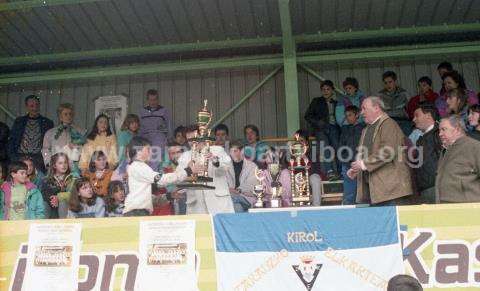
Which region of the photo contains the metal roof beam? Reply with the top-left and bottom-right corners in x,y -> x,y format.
1,41 -> 479,85
0,37 -> 283,66
2,23 -> 480,67
279,0 -> 300,137
0,0 -> 108,12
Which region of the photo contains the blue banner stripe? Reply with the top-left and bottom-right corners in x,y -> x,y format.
214,207 -> 398,252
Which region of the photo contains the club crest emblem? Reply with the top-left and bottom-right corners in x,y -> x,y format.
292,255 -> 322,290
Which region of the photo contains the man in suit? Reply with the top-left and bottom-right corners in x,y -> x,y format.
347,96 -> 413,206
436,115 -> 480,203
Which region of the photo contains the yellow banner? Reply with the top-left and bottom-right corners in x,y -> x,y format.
399,203 -> 480,291
0,215 -> 217,291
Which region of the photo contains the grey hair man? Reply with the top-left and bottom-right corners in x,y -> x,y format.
436,114 -> 480,203
347,96 -> 413,206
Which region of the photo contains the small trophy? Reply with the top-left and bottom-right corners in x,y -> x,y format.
254,168 -> 265,208
289,134 -> 311,206
268,163 -> 283,208
177,100 -> 216,190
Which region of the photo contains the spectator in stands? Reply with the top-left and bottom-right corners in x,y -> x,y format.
304,80 -> 340,178
67,178 -> 105,218
412,104 -> 442,204
0,163 -> 5,185
0,161 -> 45,220
19,155 -> 44,189
467,104 -> 480,141
387,274 -> 423,291
106,181 -> 125,217
177,125 -> 234,215
8,95 -> 54,172
243,124 -> 269,167
157,141 -> 187,215
226,141 -> 258,212
446,88 -> 470,128
214,123 -> 230,148
406,76 -> 439,120
0,121 -> 9,173
437,61 -> 454,96
347,96 -> 413,206
173,126 -> 188,147
436,70 -> 478,117
338,105 -> 365,205
41,153 -> 77,218
79,114 -> 118,172
139,89 -> 172,167
82,151 -> 113,198
42,103 -> 85,175
117,114 -> 139,167
336,77 -> 366,126
124,136 -> 190,216
437,115 -> 480,203
295,129 -> 323,206
378,71 -> 412,135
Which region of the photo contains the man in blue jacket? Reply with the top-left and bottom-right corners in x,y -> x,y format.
7,95 -> 53,172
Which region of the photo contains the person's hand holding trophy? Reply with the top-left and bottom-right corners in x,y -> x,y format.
177,100 -> 216,190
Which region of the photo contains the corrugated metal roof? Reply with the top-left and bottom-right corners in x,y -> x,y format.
1,0 -> 479,58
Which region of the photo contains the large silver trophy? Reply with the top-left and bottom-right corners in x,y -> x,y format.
253,168 -> 265,208
177,100 -> 216,190
268,163 -> 283,208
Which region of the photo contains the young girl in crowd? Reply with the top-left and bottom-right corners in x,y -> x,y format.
67,178 -> 105,218
82,151 -> 113,197
106,181 -> 125,217
41,153 -> 77,218
446,88 -> 469,127
468,104 -> 480,141
0,161 -> 45,220
19,155 -> 45,189
79,114 -> 118,172
117,114 -> 139,165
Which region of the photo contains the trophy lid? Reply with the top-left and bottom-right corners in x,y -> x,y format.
290,133 -> 307,157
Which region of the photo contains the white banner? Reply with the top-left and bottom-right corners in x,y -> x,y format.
22,223 -> 82,291
136,220 -> 197,291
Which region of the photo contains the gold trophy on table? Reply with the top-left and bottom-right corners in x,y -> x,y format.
289,134 -> 311,206
177,100 -> 216,190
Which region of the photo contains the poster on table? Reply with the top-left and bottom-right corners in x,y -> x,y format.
22,223 -> 82,291
94,95 -> 128,134
214,207 -> 404,291
136,220 -> 198,291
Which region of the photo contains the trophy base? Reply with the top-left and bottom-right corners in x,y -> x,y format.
254,200 -> 264,208
177,182 -> 216,191
196,176 -> 214,183
270,198 -> 281,208
292,196 -> 311,207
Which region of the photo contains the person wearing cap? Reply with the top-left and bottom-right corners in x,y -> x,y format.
7,95 -> 54,172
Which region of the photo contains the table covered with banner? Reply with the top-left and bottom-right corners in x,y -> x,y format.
1,203 -> 480,291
